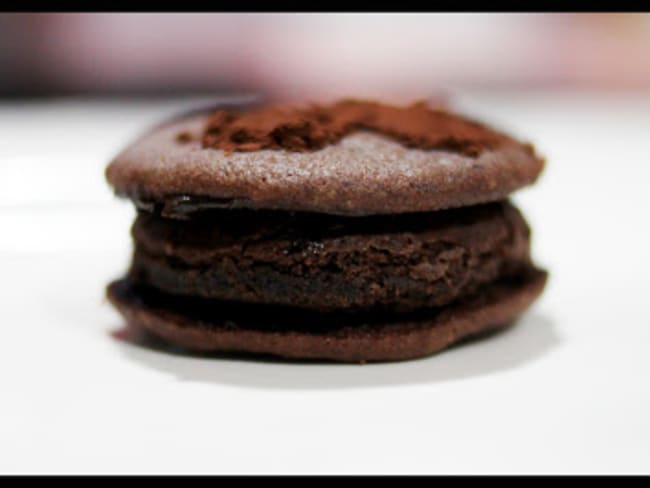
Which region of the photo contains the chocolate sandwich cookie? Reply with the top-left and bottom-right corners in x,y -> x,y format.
106,99 -> 547,362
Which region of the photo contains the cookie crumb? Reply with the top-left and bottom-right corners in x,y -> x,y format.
176,131 -> 194,144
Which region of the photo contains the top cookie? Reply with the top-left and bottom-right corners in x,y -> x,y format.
106,100 -> 544,216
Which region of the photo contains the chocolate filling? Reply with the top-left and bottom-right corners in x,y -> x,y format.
111,269 -> 544,336
127,200 -> 534,313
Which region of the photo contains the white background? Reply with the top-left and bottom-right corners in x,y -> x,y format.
1,91 -> 649,474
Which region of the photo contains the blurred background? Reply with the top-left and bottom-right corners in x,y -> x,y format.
2,12 -> 650,99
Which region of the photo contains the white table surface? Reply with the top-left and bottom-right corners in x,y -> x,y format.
1,91 -> 649,474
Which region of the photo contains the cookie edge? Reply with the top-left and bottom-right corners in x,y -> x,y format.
106,269 -> 547,363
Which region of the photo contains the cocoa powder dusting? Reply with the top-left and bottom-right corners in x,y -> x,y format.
201,99 -> 511,156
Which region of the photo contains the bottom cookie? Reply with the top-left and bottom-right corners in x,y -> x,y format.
107,269 -> 547,363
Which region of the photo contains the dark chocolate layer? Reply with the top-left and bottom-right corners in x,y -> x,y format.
128,200 -> 532,312
107,268 -> 548,362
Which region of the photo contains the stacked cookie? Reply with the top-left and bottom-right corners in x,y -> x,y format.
106,100 -> 547,362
